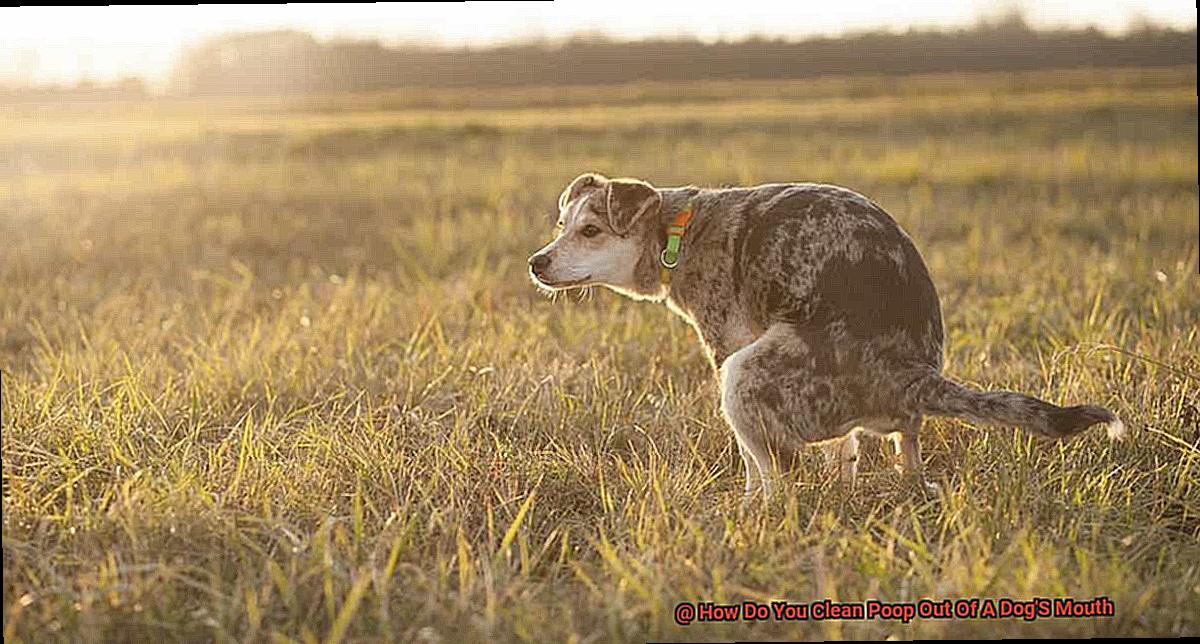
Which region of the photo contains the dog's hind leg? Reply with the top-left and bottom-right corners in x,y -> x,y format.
822,430 -> 860,488
891,419 -> 940,496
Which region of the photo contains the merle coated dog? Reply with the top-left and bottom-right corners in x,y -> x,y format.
529,173 -> 1125,499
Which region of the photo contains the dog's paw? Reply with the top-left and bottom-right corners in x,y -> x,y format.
897,474 -> 942,501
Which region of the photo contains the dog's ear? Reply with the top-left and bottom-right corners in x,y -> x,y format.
559,173 -> 607,212
605,178 -> 661,236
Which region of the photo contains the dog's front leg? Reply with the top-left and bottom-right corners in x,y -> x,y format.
720,339 -> 782,505
737,441 -> 761,502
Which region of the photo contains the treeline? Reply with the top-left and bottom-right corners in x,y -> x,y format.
173,19 -> 1196,95
0,77 -> 147,101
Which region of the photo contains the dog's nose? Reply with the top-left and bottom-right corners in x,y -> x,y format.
529,253 -> 551,274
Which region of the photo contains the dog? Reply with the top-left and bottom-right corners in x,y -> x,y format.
528,173 -> 1125,499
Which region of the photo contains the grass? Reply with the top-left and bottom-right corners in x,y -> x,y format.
1,65 -> 1198,641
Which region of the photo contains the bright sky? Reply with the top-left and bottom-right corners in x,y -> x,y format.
0,1 -> 1194,86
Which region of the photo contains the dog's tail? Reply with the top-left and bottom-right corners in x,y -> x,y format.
906,366 -> 1126,440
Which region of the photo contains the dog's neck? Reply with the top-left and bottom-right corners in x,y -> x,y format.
623,187 -> 706,303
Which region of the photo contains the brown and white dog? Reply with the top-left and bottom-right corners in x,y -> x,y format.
529,173 -> 1125,500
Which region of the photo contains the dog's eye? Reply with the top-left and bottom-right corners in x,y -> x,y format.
581,225 -> 602,238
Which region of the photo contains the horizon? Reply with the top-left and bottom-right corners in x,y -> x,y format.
1,1 -> 1196,87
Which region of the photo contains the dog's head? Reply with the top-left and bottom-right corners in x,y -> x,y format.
528,173 -> 663,298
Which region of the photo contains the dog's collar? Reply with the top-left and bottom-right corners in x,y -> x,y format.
659,198 -> 697,285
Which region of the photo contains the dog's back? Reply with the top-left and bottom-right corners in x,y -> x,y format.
724,183 -> 944,368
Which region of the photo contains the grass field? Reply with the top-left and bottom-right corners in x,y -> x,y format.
2,66 -> 1198,641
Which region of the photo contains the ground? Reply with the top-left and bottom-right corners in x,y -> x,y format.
1,66 -> 1198,641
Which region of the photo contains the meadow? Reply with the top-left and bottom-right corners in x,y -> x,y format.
1,65 -> 1198,641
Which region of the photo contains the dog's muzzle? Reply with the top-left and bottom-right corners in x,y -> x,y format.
528,252 -> 552,279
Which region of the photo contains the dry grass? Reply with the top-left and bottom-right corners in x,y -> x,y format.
2,66 -> 1198,641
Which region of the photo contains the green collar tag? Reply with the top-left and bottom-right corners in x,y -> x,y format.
659,199 -> 697,284
662,230 -> 684,268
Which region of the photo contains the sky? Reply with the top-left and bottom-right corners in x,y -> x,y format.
0,1 -> 1195,86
